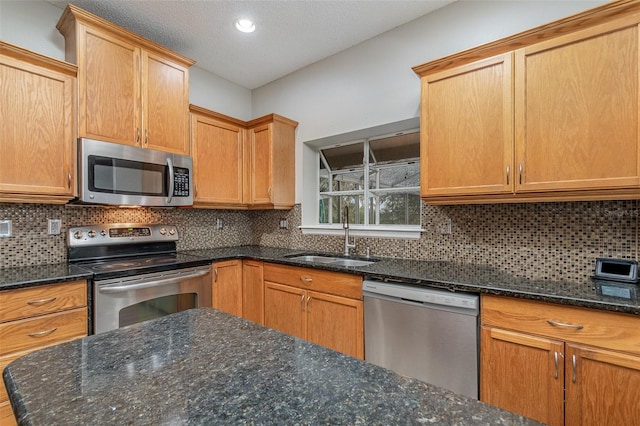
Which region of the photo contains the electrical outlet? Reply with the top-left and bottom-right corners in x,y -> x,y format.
48,219 -> 61,235
440,219 -> 452,235
216,218 -> 224,230
0,220 -> 11,237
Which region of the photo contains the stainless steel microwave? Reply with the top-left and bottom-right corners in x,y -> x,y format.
77,138 -> 193,207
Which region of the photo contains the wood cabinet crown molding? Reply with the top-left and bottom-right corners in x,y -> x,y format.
413,0 -> 640,76
0,41 -> 77,76
56,4 -> 194,67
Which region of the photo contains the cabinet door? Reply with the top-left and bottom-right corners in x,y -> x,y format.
306,291 -> 363,359
421,53 -> 514,197
78,25 -> 141,146
143,51 -> 190,155
212,260 -> 242,317
515,18 -> 640,192
565,344 -> 640,426
264,282 -> 305,340
247,123 -> 273,205
242,260 -> 264,325
0,53 -> 75,199
191,113 -> 244,205
481,327 -> 564,426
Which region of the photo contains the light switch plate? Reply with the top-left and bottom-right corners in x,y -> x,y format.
0,220 -> 12,237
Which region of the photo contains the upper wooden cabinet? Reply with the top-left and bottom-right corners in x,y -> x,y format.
421,53 -> 513,197
246,115 -> 298,209
414,2 -> 640,204
189,106 -> 298,210
57,5 -> 194,155
190,106 -> 245,208
515,17 -> 639,194
0,42 -> 77,204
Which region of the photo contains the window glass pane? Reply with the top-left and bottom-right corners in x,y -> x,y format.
319,195 -> 330,224
319,169 -> 329,192
330,195 -> 364,225
331,170 -> 364,192
368,193 -> 421,225
369,163 -> 420,189
369,132 -> 419,165
321,142 -> 364,170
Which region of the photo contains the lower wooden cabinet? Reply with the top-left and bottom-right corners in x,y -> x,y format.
0,280 -> 88,425
212,260 -> 243,317
263,263 -> 364,359
481,295 -> 640,426
242,260 -> 264,325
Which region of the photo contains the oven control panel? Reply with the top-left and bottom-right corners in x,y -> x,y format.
68,223 -> 179,247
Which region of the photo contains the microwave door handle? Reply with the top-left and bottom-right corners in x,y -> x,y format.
166,157 -> 174,204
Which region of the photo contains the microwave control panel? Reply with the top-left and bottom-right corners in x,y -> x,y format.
173,167 -> 190,197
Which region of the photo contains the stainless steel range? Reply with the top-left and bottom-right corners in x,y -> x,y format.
68,223 -> 212,334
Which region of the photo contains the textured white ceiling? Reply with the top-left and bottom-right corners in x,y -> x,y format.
46,0 -> 454,89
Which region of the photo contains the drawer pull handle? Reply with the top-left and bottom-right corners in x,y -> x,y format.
300,277 -> 313,283
546,319 -> 583,330
27,297 -> 57,306
572,354 -> 577,383
28,327 -> 58,337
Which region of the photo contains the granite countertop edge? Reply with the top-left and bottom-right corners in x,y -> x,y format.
1,245 -> 638,315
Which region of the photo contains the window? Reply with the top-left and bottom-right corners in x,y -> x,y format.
318,129 -> 420,228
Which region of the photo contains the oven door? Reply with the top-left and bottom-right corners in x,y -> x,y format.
93,265 -> 212,334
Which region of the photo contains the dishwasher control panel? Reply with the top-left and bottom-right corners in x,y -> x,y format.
362,280 -> 479,312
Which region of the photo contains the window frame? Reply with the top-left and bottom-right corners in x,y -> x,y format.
301,122 -> 424,240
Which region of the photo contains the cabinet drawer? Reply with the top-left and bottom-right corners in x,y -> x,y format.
0,308 -> 87,356
264,264 -> 362,300
0,281 -> 87,323
482,295 -> 640,355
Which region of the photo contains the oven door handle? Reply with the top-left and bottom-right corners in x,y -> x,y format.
98,268 -> 210,294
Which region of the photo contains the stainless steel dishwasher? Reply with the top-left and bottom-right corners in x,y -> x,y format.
363,279 -> 479,399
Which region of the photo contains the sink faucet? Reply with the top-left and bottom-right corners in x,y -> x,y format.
343,206 -> 356,256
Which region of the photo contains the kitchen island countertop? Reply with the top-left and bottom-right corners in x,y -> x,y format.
3,308 -> 539,425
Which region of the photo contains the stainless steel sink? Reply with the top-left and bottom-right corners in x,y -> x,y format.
285,254 -> 377,267
288,255 -> 337,264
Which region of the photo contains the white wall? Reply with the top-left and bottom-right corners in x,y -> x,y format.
0,0 -> 252,119
252,0 -> 607,206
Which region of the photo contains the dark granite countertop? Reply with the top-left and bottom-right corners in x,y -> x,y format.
4,308 -> 539,425
0,263 -> 92,291
185,246 -> 640,316
2,245 -> 638,315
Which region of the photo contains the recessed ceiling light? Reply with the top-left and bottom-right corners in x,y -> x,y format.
234,19 -> 255,33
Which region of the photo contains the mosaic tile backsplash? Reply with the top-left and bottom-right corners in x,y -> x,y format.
1,200 -> 638,283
